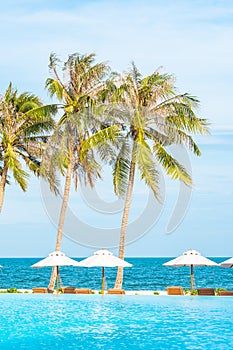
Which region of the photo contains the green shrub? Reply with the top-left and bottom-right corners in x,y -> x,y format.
190,289 -> 198,295
215,288 -> 226,296
7,288 -> 20,293
184,289 -> 198,295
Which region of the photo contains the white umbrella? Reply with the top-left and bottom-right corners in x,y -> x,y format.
163,249 -> 218,291
77,249 -> 132,294
220,257 -> 233,268
31,251 -> 79,291
31,251 -> 80,268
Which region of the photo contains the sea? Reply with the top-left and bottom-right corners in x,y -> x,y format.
0,257 -> 232,291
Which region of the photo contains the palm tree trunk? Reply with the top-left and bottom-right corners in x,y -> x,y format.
48,160 -> 73,291
0,163 -> 8,213
114,158 -> 136,290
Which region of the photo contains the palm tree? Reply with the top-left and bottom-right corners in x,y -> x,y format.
111,63 -> 209,289
45,53 -> 119,291
0,83 -> 56,213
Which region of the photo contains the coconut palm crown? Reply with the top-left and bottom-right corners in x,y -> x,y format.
0,82 -> 56,212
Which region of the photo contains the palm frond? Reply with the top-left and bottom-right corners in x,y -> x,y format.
4,82 -> 13,102
146,127 -> 202,156
4,146 -> 29,191
129,62 -> 142,87
77,151 -> 102,189
49,52 -> 61,71
45,78 -> 65,101
166,105 -> 209,134
113,139 -> 131,198
153,142 -> 192,186
13,167 -> 29,191
136,139 -> 160,199
80,125 -> 121,159
16,151 -> 40,175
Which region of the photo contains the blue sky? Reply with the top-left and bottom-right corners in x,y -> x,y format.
0,0 -> 232,257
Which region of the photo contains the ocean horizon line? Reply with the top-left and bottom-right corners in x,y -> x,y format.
0,255 -> 231,259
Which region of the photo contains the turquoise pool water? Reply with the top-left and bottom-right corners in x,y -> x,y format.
0,294 -> 233,349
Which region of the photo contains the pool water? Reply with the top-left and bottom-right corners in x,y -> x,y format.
0,294 -> 233,349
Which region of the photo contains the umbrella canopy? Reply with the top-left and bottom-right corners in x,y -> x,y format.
164,249 -> 218,267
31,251 -> 79,292
31,251 -> 80,268
163,249 -> 218,291
220,257 -> 233,268
78,249 -> 132,268
77,249 -> 132,293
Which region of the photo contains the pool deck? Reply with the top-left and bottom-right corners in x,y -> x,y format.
0,289 -> 170,295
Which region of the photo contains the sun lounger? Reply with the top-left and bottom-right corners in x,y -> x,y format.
62,286 -> 76,294
75,288 -> 92,294
166,286 -> 184,295
219,290 -> 233,296
197,288 -> 215,296
32,287 -> 48,294
107,289 -> 125,295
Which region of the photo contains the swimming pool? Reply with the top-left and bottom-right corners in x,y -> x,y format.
0,294 -> 233,349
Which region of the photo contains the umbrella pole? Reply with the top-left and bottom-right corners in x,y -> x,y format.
102,266 -> 105,295
56,266 -> 59,293
190,264 -> 195,292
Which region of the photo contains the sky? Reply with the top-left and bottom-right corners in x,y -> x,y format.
0,0 -> 232,257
